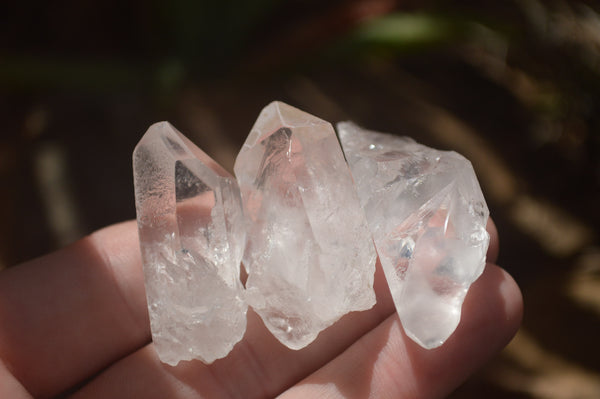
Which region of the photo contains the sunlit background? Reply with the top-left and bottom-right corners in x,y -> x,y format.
1,1 -> 599,397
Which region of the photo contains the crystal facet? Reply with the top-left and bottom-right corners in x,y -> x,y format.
234,102 -> 376,349
338,122 -> 490,349
133,122 -> 247,365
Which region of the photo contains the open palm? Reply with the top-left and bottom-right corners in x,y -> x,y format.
0,220 -> 521,398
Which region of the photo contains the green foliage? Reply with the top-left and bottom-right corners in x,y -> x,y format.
351,13 -> 461,49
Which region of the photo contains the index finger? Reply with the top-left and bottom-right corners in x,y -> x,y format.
0,221 -> 150,398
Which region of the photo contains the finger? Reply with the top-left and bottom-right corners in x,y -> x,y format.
0,221 -> 150,398
71,227 -> 501,399
279,264 -> 523,398
486,218 -> 499,263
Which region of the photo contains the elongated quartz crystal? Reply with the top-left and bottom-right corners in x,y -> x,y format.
234,102 -> 376,349
133,122 -> 247,365
338,122 -> 490,349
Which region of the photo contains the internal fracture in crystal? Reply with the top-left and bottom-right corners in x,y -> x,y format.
338,122 -> 490,349
133,122 -> 247,365
234,102 -> 376,349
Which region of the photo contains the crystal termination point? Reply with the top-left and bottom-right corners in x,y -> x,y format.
235,102 -> 377,350
133,122 -> 247,365
338,122 -> 490,349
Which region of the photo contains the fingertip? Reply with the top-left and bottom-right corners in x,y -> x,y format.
494,265 -> 523,340
406,263 -> 523,397
458,264 -> 522,349
486,218 -> 499,263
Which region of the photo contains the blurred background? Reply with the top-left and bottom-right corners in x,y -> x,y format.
1,0 -> 599,397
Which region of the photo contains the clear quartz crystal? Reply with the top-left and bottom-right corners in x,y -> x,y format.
133,122 -> 247,365
337,122 -> 490,349
234,102 -> 376,349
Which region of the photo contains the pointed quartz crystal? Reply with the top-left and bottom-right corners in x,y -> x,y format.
133,122 -> 247,365
234,102 -> 376,349
337,122 -> 490,349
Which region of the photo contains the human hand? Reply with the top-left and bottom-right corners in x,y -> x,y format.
0,219 -> 521,398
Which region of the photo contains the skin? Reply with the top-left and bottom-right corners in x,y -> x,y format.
0,219 -> 521,398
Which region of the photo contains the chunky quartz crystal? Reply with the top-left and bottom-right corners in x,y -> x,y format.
234,102 -> 376,349
133,122 -> 247,365
338,122 -> 490,349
